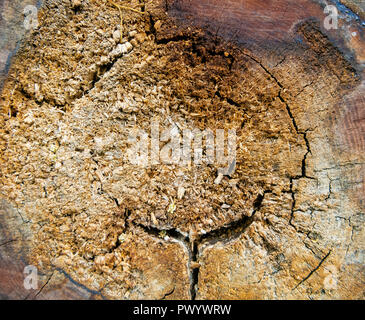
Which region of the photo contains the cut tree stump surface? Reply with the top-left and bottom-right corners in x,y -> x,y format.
0,0 -> 364,299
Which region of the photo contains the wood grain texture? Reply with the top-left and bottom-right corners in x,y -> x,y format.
0,0 -> 364,300
168,0 -> 325,41
166,0 -> 364,65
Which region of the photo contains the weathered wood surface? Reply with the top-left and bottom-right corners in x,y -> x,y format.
0,0 -> 364,299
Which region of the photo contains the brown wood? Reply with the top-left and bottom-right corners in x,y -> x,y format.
0,0 -> 364,300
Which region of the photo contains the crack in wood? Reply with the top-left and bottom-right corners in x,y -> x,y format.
293,250 -> 332,290
127,190 -> 271,300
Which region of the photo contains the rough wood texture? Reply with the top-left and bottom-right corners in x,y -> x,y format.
340,0 -> 365,20
0,0 -> 364,299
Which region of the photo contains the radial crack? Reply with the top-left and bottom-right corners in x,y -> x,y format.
130,190 -> 270,300
293,250 -> 332,290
